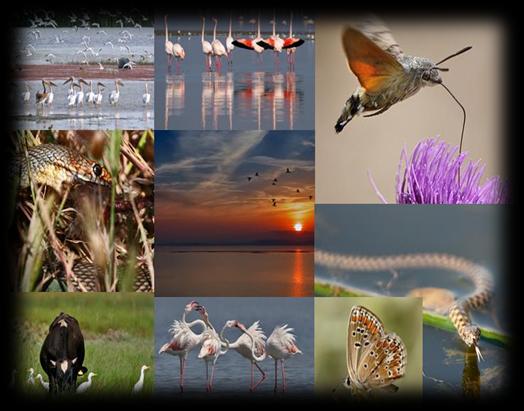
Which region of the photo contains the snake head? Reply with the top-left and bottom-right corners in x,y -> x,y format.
461,325 -> 481,348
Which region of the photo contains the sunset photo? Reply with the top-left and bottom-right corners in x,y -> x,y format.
155,130 -> 314,296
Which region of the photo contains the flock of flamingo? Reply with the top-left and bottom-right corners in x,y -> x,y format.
159,301 -> 302,393
164,13 -> 306,73
24,77 -> 151,109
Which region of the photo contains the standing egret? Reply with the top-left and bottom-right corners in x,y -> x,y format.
76,372 -> 96,394
132,365 -> 150,393
27,368 -> 35,385
36,374 -> 49,391
109,79 -> 124,105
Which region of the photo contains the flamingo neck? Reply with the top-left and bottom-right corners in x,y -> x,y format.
202,18 -> 205,42
229,16 -> 232,37
289,13 -> 293,37
213,20 -> 217,41
165,16 -> 168,42
245,328 -> 265,361
273,14 -> 276,37
257,15 -> 260,38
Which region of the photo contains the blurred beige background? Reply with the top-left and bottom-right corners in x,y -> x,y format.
316,17 -> 505,203
315,297 -> 423,396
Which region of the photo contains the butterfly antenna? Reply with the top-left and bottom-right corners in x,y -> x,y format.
436,46 -> 472,66
440,82 -> 467,154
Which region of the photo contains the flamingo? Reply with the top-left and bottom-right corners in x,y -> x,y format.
164,15 -> 175,68
221,320 -> 267,391
85,80 -> 96,104
36,373 -> 49,391
266,324 -> 302,392
201,17 -> 213,71
284,12 -> 305,69
195,304 -> 229,392
143,82 -> 151,105
109,79 -> 124,105
94,82 -> 105,105
76,372 -> 96,393
232,13 -> 264,59
132,365 -> 150,393
226,14 -> 235,65
211,18 -> 227,72
172,41 -> 186,71
158,301 -> 206,392
257,13 -> 285,65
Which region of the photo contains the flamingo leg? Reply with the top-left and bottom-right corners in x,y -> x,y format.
179,356 -> 186,392
205,361 -> 209,391
252,362 -> 266,391
250,362 -> 254,391
209,358 -> 217,392
281,360 -> 287,392
273,359 -> 278,392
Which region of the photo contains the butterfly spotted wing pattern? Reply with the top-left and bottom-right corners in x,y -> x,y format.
346,306 -> 407,393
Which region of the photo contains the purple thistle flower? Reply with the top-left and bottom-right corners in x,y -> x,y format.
395,138 -> 507,204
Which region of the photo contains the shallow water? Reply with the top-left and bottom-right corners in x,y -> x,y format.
155,245 -> 313,297
11,79 -> 154,129
13,27 -> 154,65
154,297 -> 314,395
423,325 -> 507,396
154,34 -> 314,130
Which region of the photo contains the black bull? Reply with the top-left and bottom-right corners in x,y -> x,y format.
40,313 -> 87,394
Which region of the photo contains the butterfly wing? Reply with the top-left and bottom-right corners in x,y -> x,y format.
363,332 -> 407,390
342,25 -> 404,94
347,306 -> 385,388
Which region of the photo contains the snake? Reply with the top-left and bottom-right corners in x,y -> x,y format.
315,250 -> 493,359
10,143 -> 152,293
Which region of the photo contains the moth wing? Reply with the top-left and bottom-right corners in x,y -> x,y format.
351,16 -> 404,60
365,332 -> 407,390
342,26 -> 404,94
347,306 -> 385,386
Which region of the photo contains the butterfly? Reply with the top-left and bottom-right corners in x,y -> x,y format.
335,17 -> 471,153
344,305 -> 407,395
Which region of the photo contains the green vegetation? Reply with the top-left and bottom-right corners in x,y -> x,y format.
315,282 -> 509,347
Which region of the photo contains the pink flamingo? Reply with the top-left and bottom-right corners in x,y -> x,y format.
201,17 -> 213,71
232,12 -> 264,62
211,18 -> 227,72
221,320 -> 267,391
158,301 -> 206,392
266,324 -> 302,392
195,305 -> 229,392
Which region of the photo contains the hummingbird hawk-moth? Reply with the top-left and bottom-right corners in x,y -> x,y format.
335,18 -> 471,152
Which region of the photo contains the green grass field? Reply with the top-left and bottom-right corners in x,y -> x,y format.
14,293 -> 154,397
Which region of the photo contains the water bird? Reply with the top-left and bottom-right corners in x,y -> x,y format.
201,17 -> 213,71
132,365 -> 150,393
27,368 -> 35,385
36,374 -> 49,391
76,372 -> 96,393
158,301 -> 207,392
267,325 -> 302,392
211,18 -> 227,71
143,83 -> 151,105
109,79 -> 124,105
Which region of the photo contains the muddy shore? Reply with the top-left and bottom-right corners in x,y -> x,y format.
12,64 -> 154,81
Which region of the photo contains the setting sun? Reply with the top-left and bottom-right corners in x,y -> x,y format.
294,223 -> 303,232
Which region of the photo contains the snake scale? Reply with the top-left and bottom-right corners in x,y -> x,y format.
11,143 -> 152,292
315,250 -> 493,358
